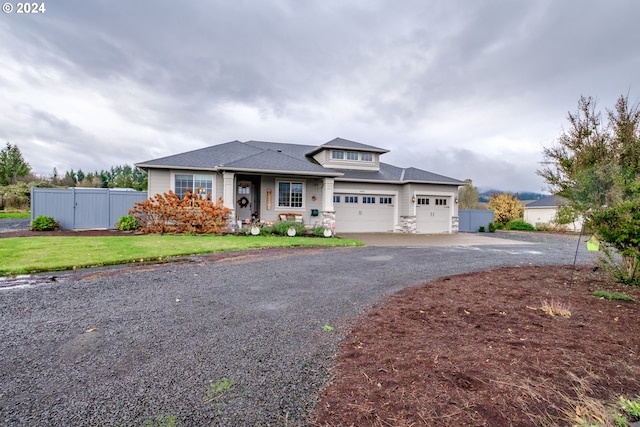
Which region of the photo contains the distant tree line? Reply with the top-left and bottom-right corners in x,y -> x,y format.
0,142 -> 147,210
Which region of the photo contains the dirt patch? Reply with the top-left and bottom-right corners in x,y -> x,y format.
311,265 -> 640,427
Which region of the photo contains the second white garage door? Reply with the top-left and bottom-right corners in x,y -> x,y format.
415,196 -> 451,233
334,194 -> 396,232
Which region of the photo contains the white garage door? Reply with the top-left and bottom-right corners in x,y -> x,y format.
334,194 -> 395,232
416,196 -> 451,233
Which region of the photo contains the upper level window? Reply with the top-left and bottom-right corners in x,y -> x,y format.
361,152 -> 373,162
175,174 -> 212,199
331,150 -> 344,160
278,181 -> 304,208
346,151 -> 358,161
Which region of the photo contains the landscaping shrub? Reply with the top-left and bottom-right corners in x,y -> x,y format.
312,225 -> 330,237
478,226 -> 485,233
272,220 -> 306,236
506,219 -> 536,231
130,190 -> 231,234
30,215 -> 60,231
116,215 -> 139,231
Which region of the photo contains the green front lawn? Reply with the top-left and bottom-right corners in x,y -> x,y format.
0,211 -> 30,219
0,234 -> 363,276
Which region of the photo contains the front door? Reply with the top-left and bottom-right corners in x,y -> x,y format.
236,176 -> 261,224
236,181 -> 253,223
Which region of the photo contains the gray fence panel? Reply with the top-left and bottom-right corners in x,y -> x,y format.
109,191 -> 148,228
74,189 -> 110,229
31,188 -> 148,230
31,188 -> 76,229
458,209 -> 495,232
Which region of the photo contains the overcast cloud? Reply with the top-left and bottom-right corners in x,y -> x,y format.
1,0 -> 639,192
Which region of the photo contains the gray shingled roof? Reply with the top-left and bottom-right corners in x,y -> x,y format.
136,140 -> 260,169
136,138 -> 464,184
223,148 -> 338,175
338,163 -> 466,184
526,195 -> 568,207
306,137 -> 389,156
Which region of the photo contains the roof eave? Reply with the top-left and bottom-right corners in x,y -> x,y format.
135,163 -> 219,172
220,166 -> 343,177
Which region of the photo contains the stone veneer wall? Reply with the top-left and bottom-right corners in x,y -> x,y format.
400,215 -> 417,233
321,211 -> 336,230
227,211 -> 238,232
451,216 -> 459,233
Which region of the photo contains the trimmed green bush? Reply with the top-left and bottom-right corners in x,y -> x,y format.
506,219 -> 536,231
30,215 -> 60,231
116,215 -> 139,231
272,221 -> 306,236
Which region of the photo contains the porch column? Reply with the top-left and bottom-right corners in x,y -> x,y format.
321,177 -> 336,231
321,177 -> 334,211
222,172 -> 236,231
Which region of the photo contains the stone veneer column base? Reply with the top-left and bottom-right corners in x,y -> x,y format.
400,216 -> 417,233
452,216 -> 459,233
227,211 -> 238,233
321,211 -> 336,230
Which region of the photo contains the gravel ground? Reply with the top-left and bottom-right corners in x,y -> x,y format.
0,218 -> 30,232
0,233 -> 594,426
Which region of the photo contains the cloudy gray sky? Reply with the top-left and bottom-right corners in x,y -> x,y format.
2,0 -> 639,192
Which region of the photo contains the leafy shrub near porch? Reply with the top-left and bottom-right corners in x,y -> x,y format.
116,215 -> 139,231
130,190 -> 231,234
30,215 -> 60,231
506,219 -> 536,231
272,220 -> 306,236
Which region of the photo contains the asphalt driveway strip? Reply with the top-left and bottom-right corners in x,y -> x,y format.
0,233 -> 595,426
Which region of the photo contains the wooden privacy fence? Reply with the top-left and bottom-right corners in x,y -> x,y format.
31,188 -> 148,230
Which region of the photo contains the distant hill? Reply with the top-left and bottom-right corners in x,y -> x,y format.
478,190 -> 548,203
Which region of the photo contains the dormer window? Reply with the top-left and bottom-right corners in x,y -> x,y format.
346,151 -> 358,161
361,152 -> 373,162
331,150 -> 344,160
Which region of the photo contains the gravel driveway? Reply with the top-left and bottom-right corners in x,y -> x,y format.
0,233 -> 594,426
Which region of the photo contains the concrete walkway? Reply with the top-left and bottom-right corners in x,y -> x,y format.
337,232 -> 530,247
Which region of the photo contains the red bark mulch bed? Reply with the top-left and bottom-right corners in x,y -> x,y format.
311,265 -> 640,427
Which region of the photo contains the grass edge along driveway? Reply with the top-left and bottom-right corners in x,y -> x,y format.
0,234 -> 363,276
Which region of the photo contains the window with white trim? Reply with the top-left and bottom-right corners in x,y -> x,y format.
361,152 -> 373,162
331,150 -> 344,160
277,181 -> 304,208
346,151 -> 359,161
175,174 -> 213,199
